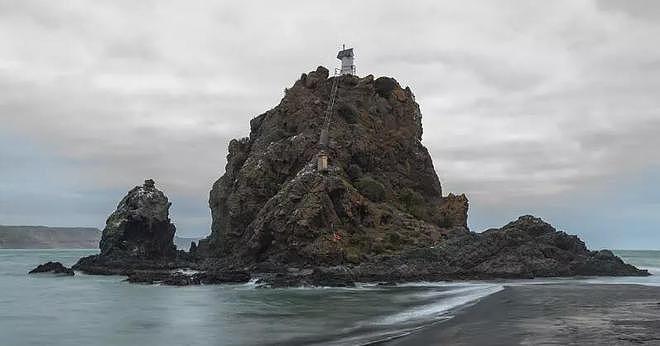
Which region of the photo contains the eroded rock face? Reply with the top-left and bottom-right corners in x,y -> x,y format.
207,67 -> 468,266
73,180 -> 181,275
99,179 -> 176,259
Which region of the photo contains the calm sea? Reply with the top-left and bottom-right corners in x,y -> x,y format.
0,249 -> 658,346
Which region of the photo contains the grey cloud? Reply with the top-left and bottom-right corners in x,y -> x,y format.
104,38 -> 161,62
597,0 -> 660,21
1,1 -> 659,245
377,51 -> 547,92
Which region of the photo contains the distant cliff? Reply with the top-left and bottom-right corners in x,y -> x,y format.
0,225 -> 101,249
0,225 -> 201,249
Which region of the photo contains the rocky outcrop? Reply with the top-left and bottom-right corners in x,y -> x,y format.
29,261 -> 74,276
99,179 -> 176,259
60,67 -> 649,287
207,67 -> 468,268
349,216 -> 649,282
126,270 -> 250,286
73,179 -> 184,274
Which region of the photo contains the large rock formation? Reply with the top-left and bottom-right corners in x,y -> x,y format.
207,67 -> 468,267
62,67 -> 648,287
200,67 -> 648,285
73,179 -> 180,274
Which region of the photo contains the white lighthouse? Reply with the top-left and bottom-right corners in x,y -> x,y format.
337,45 -> 355,76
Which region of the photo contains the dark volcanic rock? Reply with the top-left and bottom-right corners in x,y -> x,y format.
351,216 -> 649,281
72,254 -> 187,276
99,179 -> 176,259
67,67 -> 647,288
29,261 -> 74,276
256,267 -> 355,288
456,216 -> 647,277
207,67 -> 468,267
74,179 -> 182,274
126,270 -> 250,286
196,270 -> 251,284
201,67 -> 646,285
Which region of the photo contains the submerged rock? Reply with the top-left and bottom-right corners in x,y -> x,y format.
29,261 -> 74,276
126,270 -> 250,286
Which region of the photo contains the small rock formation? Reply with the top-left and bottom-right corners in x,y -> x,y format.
207,67 -> 468,267
73,179 -> 180,274
29,261 -> 74,276
99,179 -> 176,259
126,270 -> 250,286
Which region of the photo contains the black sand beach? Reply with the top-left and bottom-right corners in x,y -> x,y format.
381,284 -> 660,345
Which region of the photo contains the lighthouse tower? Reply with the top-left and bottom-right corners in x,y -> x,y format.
317,46 -> 355,173
337,45 -> 355,76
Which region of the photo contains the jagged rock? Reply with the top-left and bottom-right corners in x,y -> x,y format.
374,77 -> 398,98
98,179 -> 176,259
195,270 -> 251,284
207,67 -> 468,267
73,180 -> 182,274
438,193 -> 469,228
350,216 -> 649,281
126,270 -> 250,286
29,261 -> 74,276
126,271 -> 180,284
64,67 -> 648,287
303,66 -> 329,88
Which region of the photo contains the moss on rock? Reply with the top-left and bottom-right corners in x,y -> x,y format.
355,176 -> 386,202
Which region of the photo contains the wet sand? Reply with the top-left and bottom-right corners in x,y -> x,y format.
381,284 -> 660,345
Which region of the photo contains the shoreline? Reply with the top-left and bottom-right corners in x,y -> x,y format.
378,283 -> 660,345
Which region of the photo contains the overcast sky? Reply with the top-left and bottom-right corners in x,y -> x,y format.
1,0 -> 659,249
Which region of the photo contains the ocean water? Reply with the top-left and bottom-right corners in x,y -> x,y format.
0,249 -> 658,346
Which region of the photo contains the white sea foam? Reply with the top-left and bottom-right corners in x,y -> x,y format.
366,284 -> 504,326
173,268 -> 200,275
235,278 -> 261,289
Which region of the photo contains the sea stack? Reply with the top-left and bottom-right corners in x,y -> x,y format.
207,67 -> 469,267
73,179 -> 179,274
200,67 -> 647,284
99,179 -> 176,259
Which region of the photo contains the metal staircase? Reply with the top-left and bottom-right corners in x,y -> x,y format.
322,72 -> 340,137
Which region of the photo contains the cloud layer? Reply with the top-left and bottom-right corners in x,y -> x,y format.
1,1 -> 658,247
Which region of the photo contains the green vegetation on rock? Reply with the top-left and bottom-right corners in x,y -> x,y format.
355,176 -> 386,202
